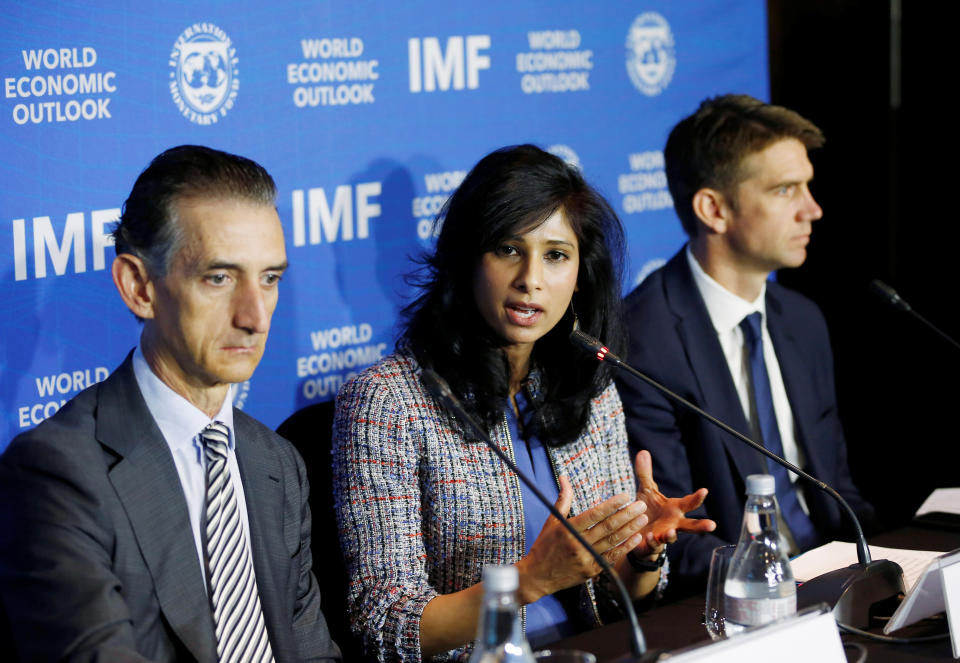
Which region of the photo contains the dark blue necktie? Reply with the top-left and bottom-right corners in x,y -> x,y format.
740,312 -> 819,550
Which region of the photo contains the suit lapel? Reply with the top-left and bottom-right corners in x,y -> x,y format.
663,253 -> 767,478
234,414 -> 287,658
97,357 -> 218,662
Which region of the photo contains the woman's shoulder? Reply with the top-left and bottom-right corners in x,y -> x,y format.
354,350 -> 419,381
553,381 -> 624,453
588,380 -> 623,418
337,350 -> 426,406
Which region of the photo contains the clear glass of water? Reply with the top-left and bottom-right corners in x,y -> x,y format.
704,544 -> 736,640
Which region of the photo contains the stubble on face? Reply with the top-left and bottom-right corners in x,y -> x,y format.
724,140 -> 821,274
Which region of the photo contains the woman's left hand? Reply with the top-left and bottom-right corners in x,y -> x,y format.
632,449 -> 716,552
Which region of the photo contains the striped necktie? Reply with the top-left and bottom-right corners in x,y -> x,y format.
201,421 -> 275,663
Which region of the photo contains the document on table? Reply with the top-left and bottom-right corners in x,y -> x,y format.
915,488 -> 960,516
791,541 -> 941,592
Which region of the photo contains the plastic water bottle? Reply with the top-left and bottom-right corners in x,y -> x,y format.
723,474 -> 796,635
468,565 -> 536,663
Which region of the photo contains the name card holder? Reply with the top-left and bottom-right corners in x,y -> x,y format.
663,605 -> 845,663
885,548 -> 960,658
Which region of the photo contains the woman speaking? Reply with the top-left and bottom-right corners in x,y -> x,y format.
333,145 -> 714,662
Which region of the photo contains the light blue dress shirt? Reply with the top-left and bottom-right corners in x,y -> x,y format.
131,347 -> 252,591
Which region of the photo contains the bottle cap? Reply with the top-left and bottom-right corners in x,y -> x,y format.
745,473 -> 775,496
482,565 -> 518,592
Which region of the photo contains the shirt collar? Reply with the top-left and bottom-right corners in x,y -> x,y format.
132,347 -> 235,461
686,244 -> 767,334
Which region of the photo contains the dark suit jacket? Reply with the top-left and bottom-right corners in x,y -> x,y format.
0,355 -> 340,662
617,250 -> 876,593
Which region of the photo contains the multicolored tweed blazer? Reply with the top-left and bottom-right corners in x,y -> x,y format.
332,351 -> 637,662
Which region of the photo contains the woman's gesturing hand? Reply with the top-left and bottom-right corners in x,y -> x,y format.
632,449 -> 716,551
515,476 -> 649,604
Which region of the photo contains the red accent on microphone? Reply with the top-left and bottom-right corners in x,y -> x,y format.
597,346 -> 609,361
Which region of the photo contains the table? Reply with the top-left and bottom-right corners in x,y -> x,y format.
550,526 -> 960,662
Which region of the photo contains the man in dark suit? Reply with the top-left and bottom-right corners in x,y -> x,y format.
618,95 -> 877,595
0,146 -> 340,662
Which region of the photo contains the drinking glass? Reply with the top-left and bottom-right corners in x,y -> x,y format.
704,544 -> 736,640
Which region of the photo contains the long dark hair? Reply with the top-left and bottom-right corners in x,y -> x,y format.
402,145 -> 626,445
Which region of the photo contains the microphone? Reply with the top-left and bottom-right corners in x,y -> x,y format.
569,329 -> 904,629
868,279 -> 910,312
420,369 -> 662,662
870,279 -> 960,352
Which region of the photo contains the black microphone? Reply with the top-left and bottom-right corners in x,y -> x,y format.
420,369 -> 663,662
870,279 -> 960,352
868,279 -> 910,312
569,329 -> 904,629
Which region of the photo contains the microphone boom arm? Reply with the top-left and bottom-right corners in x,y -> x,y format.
870,279 -> 960,352
570,329 -> 872,566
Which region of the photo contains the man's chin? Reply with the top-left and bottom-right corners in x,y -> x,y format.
776,249 -> 807,270
787,252 -> 807,268
215,357 -> 262,385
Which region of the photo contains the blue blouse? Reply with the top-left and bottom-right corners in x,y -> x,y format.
504,391 -> 578,648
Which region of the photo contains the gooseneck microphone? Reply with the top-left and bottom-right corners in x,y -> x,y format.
868,279 -> 910,312
870,279 -> 960,352
569,329 -> 905,629
420,369 -> 660,662
572,330 -> 872,563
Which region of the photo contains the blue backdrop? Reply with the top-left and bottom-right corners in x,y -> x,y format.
0,1 -> 768,450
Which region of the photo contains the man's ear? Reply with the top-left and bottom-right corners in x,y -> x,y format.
692,187 -> 733,235
112,253 -> 157,320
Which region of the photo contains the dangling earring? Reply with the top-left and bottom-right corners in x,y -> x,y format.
569,298 -> 580,332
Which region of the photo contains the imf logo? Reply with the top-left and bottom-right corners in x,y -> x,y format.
625,13 -> 676,96
169,23 -> 239,124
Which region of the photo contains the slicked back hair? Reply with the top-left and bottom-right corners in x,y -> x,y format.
113,144 -> 277,276
665,94 -> 824,236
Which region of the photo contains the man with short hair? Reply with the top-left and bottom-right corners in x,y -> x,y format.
0,145 -> 341,662
617,95 -> 877,593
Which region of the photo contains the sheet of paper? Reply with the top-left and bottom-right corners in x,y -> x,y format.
916,488 -> 960,516
791,541 -> 941,592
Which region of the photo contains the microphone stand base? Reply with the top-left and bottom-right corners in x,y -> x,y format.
797,559 -> 905,629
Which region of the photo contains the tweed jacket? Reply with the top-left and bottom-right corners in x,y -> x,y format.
332,352 -> 636,663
